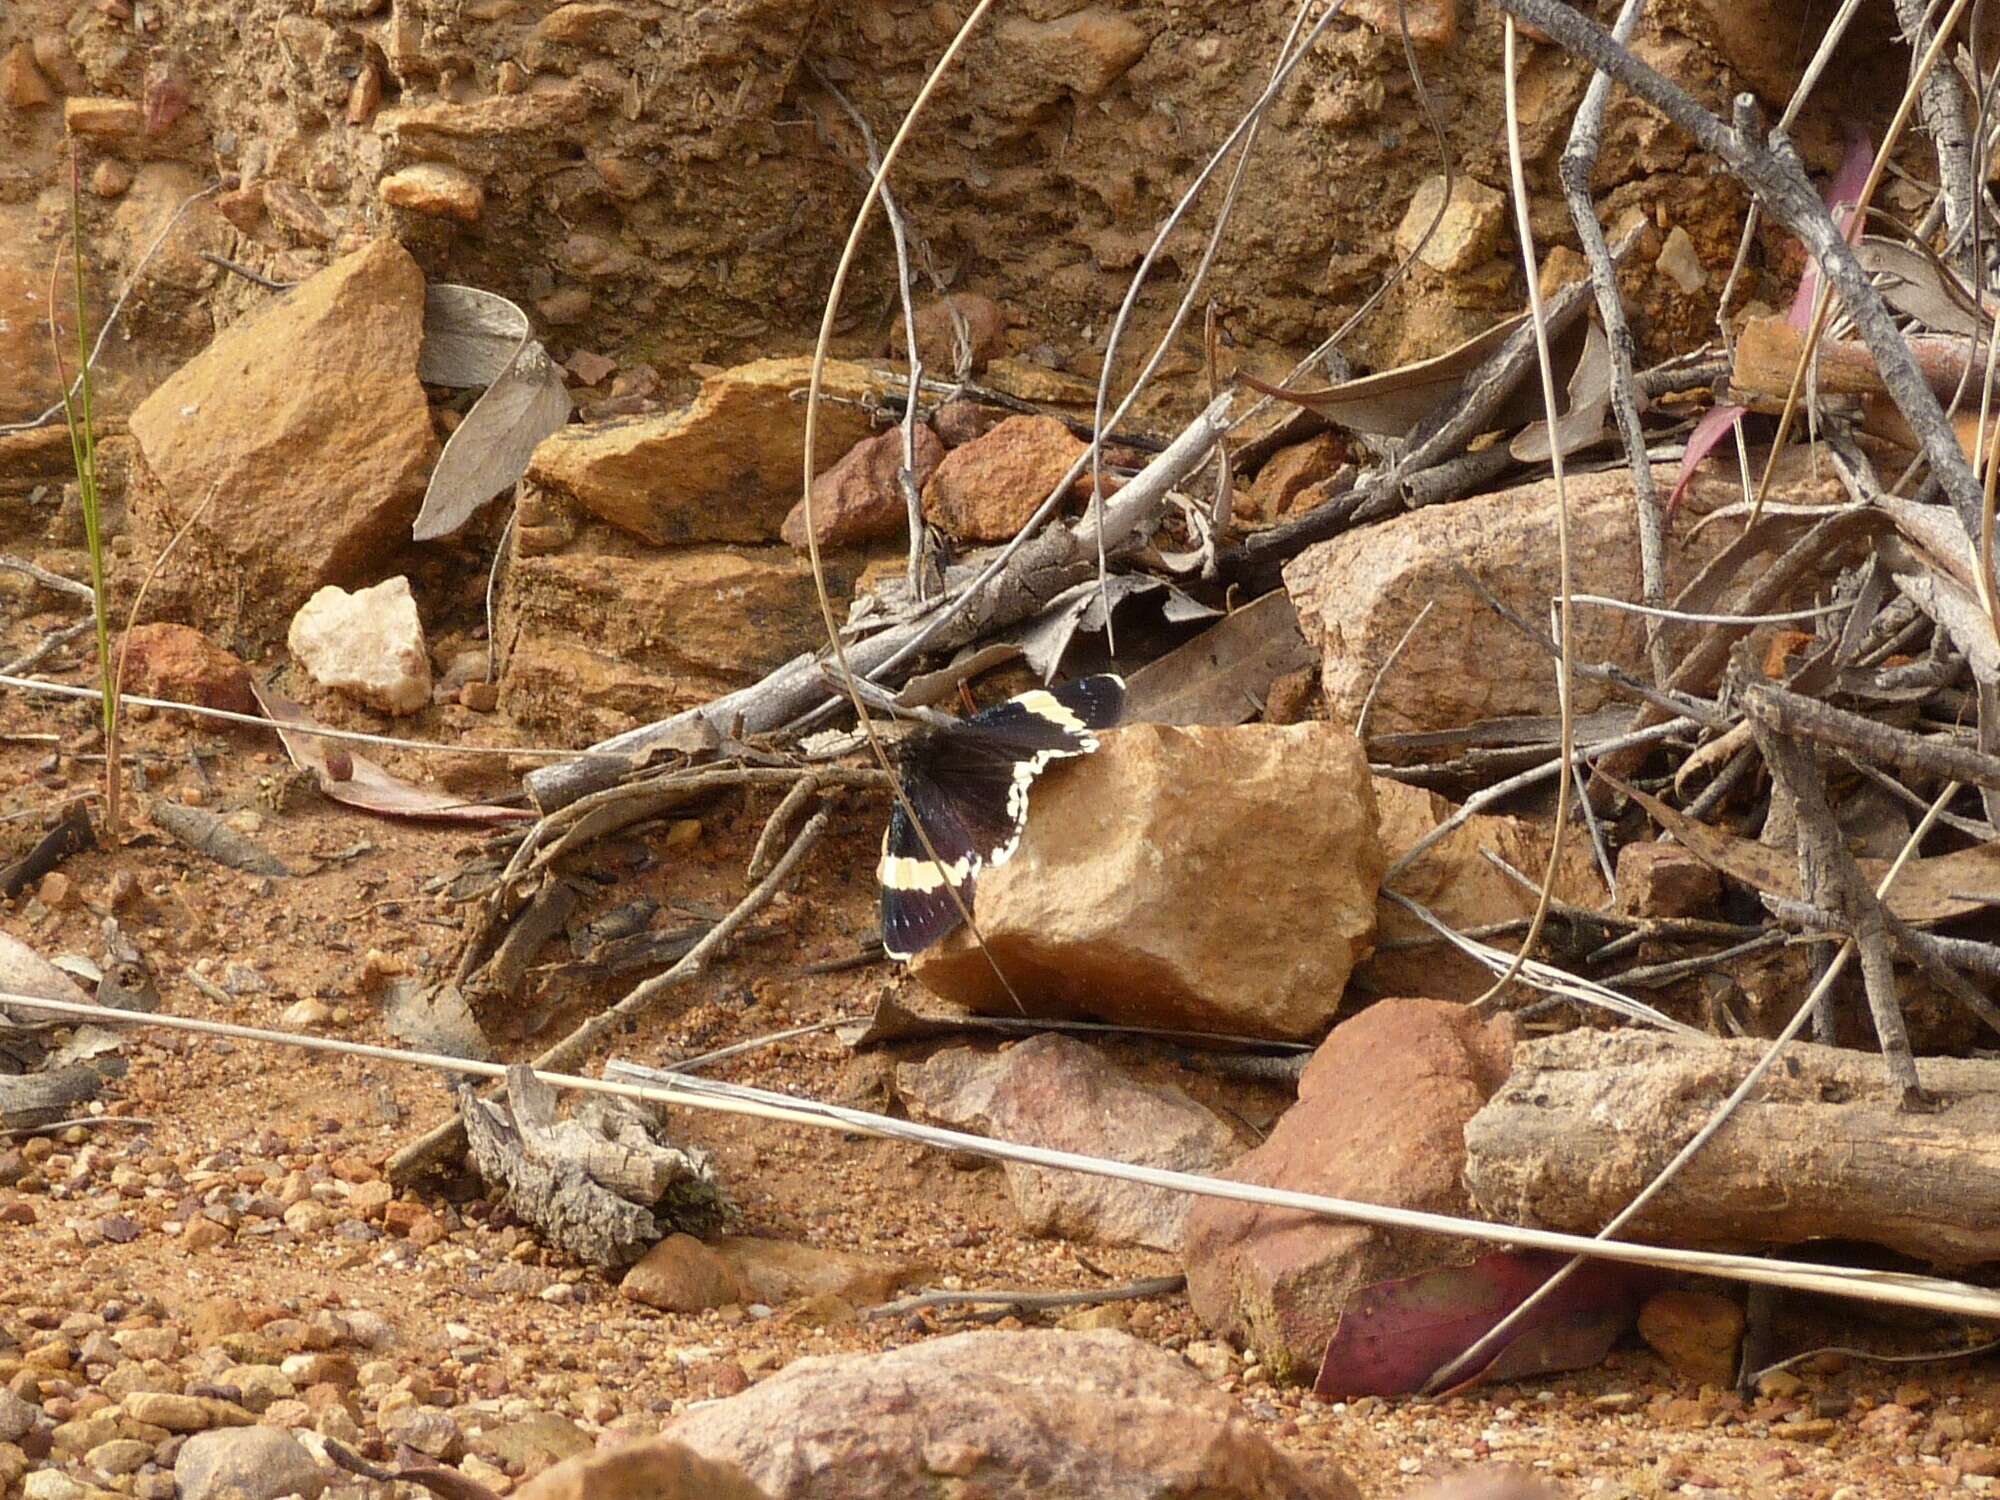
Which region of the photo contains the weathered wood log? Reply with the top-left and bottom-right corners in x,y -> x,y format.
460,1065 -> 723,1268
1463,1030 -> 2000,1269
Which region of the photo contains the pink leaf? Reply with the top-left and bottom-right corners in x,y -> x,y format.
1315,1250 -> 1662,1399
1665,402 -> 1747,519
1787,129 -> 1874,329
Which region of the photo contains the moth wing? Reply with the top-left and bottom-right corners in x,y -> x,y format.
878,774 -> 984,962
877,675 -> 1127,960
951,674 -> 1127,757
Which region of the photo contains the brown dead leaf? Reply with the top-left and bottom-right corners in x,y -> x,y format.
1240,313 -> 1529,436
1123,590 -> 1313,727
1510,321 -> 1613,463
251,683 -> 533,826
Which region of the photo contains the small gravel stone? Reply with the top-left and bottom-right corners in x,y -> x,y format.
0,1390 -> 37,1442
380,1404 -> 461,1460
123,1392 -> 256,1432
85,1435 -> 153,1473
175,1424 -> 328,1500
22,1471 -> 91,1500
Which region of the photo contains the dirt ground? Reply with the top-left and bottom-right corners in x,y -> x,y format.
7,0 -> 2000,1492
4,679 -> 2000,1498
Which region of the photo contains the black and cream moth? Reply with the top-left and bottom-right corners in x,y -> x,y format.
878,674 -> 1126,961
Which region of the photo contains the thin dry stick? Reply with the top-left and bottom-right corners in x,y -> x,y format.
1355,600 -> 1435,743
386,807 -> 831,1182
1559,0 -> 1669,688
868,1274 -> 1186,1321
1892,0 -> 1981,255
1388,891 -> 1701,1036
1743,677 -> 2000,790
810,67 -> 933,599
1470,16 -> 1578,1007
1384,717 -> 1697,883
107,484 -> 219,838
0,557 -> 94,601
12,986 -> 2000,1320
746,773 -> 822,881
1756,715 -> 1921,1091
1,621 -> 93,677
1421,779 -> 1961,1393
483,509 -> 514,686
1976,300 -> 2000,647
1752,1334 -> 2000,1389
1570,594 -> 1846,626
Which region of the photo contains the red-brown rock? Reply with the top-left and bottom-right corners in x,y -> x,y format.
117,624 -> 257,718
706,1237 -> 920,1306
664,1329 -> 1360,1500
922,413 -> 1085,542
932,398 -> 1003,448
620,1234 -> 748,1313
890,292 -> 1008,375
1637,1288 -> 1744,1387
1181,998 -> 1515,1381
897,1034 -> 1248,1250
1241,434 -> 1347,526
1616,840 -> 1723,919
780,424 -> 943,551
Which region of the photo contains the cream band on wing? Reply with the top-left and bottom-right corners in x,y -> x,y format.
877,849 -> 978,894
1011,689 -> 1090,734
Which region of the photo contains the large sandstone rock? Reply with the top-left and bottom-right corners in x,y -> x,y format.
1282,467 -> 1739,735
523,356 -> 895,545
514,1437 -> 770,1500
897,1034 -> 1249,1251
912,722 -> 1384,1041
497,514 -> 859,738
1181,998 -> 1515,1381
1359,779 -> 1609,1003
664,1329 -> 1360,1500
127,239 -> 438,634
